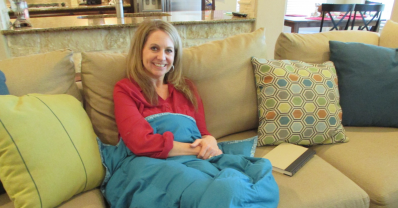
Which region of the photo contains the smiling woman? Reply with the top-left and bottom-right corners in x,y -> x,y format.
114,19 -> 221,159
124,19 -> 192,106
141,30 -> 175,89
104,19 -> 280,207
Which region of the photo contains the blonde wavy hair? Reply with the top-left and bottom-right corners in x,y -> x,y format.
126,19 -> 197,109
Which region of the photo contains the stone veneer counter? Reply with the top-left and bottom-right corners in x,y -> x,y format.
2,11 -> 254,35
1,10 -> 255,71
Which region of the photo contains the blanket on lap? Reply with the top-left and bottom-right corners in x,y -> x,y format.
98,113 -> 279,208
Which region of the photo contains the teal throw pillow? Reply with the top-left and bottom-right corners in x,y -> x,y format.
0,70 -> 9,95
329,41 -> 398,127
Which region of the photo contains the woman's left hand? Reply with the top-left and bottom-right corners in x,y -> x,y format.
190,135 -> 223,159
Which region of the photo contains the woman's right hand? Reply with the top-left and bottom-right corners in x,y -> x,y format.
168,137 -> 222,160
190,136 -> 223,160
168,141 -> 201,158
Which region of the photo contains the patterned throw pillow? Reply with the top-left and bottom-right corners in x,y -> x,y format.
251,57 -> 348,146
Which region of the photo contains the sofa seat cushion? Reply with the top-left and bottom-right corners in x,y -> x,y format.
218,130 -> 369,208
0,194 -> 12,208
0,189 -> 106,208
311,127 -> 398,207
274,31 -> 379,64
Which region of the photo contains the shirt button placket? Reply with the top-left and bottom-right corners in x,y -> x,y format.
165,103 -> 171,111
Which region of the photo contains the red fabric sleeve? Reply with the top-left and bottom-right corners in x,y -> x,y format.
113,79 -> 174,159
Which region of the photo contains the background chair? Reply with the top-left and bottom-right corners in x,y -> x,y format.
365,1 -> 382,5
351,4 -> 385,32
320,4 -> 355,32
363,1 -> 382,16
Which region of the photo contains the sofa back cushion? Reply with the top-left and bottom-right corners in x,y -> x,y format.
274,31 -> 379,63
380,20 -> 398,48
81,28 -> 266,144
81,52 -> 127,144
182,28 -> 266,139
0,50 -> 82,102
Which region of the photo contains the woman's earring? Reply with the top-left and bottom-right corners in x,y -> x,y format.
170,65 -> 175,72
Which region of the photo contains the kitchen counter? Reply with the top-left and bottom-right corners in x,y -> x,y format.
2,10 -> 254,35
13,3 -> 130,12
1,10 -> 255,69
8,3 -> 133,18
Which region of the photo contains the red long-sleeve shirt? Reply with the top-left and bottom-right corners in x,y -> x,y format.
113,78 -> 210,159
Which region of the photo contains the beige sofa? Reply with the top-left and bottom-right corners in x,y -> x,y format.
273,20 -> 398,208
1,20 -> 398,208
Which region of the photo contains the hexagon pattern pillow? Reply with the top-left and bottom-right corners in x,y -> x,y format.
251,57 -> 348,146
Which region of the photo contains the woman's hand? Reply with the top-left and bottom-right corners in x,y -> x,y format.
190,135 -> 223,159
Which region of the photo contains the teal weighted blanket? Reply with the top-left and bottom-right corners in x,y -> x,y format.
98,113 -> 279,208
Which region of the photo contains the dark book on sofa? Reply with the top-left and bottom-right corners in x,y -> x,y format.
263,143 -> 315,177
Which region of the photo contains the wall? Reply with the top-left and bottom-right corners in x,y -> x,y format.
215,0 -> 237,11
255,0 -> 287,59
391,0 -> 398,21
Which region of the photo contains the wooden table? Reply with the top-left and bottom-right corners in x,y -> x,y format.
284,16 -> 383,33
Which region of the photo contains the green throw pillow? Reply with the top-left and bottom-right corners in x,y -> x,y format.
251,57 -> 348,146
0,70 -> 8,194
329,41 -> 398,127
0,94 -> 105,207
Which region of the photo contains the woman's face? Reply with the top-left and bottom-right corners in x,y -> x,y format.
142,30 -> 175,82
